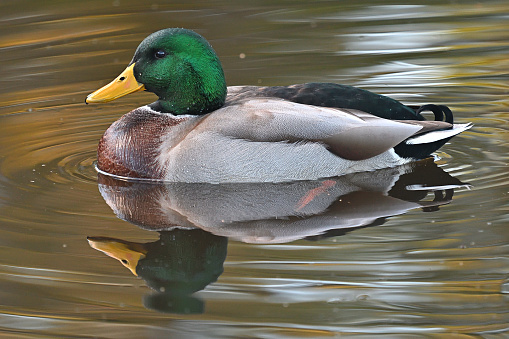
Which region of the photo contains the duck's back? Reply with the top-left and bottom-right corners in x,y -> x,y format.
226,83 -> 423,121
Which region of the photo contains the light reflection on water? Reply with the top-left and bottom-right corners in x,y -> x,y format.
0,0 -> 508,337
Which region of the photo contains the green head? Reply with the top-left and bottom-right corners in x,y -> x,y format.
86,28 -> 227,115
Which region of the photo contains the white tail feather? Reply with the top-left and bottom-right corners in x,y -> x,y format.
406,123 -> 473,145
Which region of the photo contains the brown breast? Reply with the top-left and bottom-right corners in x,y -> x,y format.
97,107 -> 186,179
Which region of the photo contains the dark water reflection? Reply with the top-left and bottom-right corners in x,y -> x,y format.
0,0 -> 508,337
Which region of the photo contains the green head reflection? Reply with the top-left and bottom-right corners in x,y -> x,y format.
88,228 -> 227,314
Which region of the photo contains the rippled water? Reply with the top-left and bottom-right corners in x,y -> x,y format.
0,0 -> 508,337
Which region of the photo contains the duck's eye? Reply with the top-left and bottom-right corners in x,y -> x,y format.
154,50 -> 167,59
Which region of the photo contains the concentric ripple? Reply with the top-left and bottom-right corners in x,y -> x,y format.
0,105 -> 102,187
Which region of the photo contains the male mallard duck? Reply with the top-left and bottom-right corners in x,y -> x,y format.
86,28 -> 471,183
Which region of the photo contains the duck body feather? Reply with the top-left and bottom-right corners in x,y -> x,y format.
97,84 -> 470,183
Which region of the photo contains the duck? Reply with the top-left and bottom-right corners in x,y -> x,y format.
86,28 -> 471,183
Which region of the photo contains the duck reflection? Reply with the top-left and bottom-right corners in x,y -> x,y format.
88,229 -> 226,314
88,159 -> 467,313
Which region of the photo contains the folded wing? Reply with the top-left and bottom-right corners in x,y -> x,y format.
206,98 -> 468,161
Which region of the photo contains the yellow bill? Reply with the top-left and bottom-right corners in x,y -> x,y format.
86,63 -> 145,103
87,236 -> 147,276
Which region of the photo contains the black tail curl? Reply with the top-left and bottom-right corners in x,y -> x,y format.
395,104 -> 457,160
408,104 -> 454,124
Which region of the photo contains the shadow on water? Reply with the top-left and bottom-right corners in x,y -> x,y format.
88,159 -> 468,314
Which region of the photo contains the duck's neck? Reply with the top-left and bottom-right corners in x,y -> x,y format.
148,63 -> 227,115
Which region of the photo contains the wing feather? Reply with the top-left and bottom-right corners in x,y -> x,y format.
199,98 -> 445,160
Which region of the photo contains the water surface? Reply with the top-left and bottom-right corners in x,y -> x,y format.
0,0 -> 508,337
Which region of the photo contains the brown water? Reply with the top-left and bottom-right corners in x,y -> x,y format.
0,1 -> 508,337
